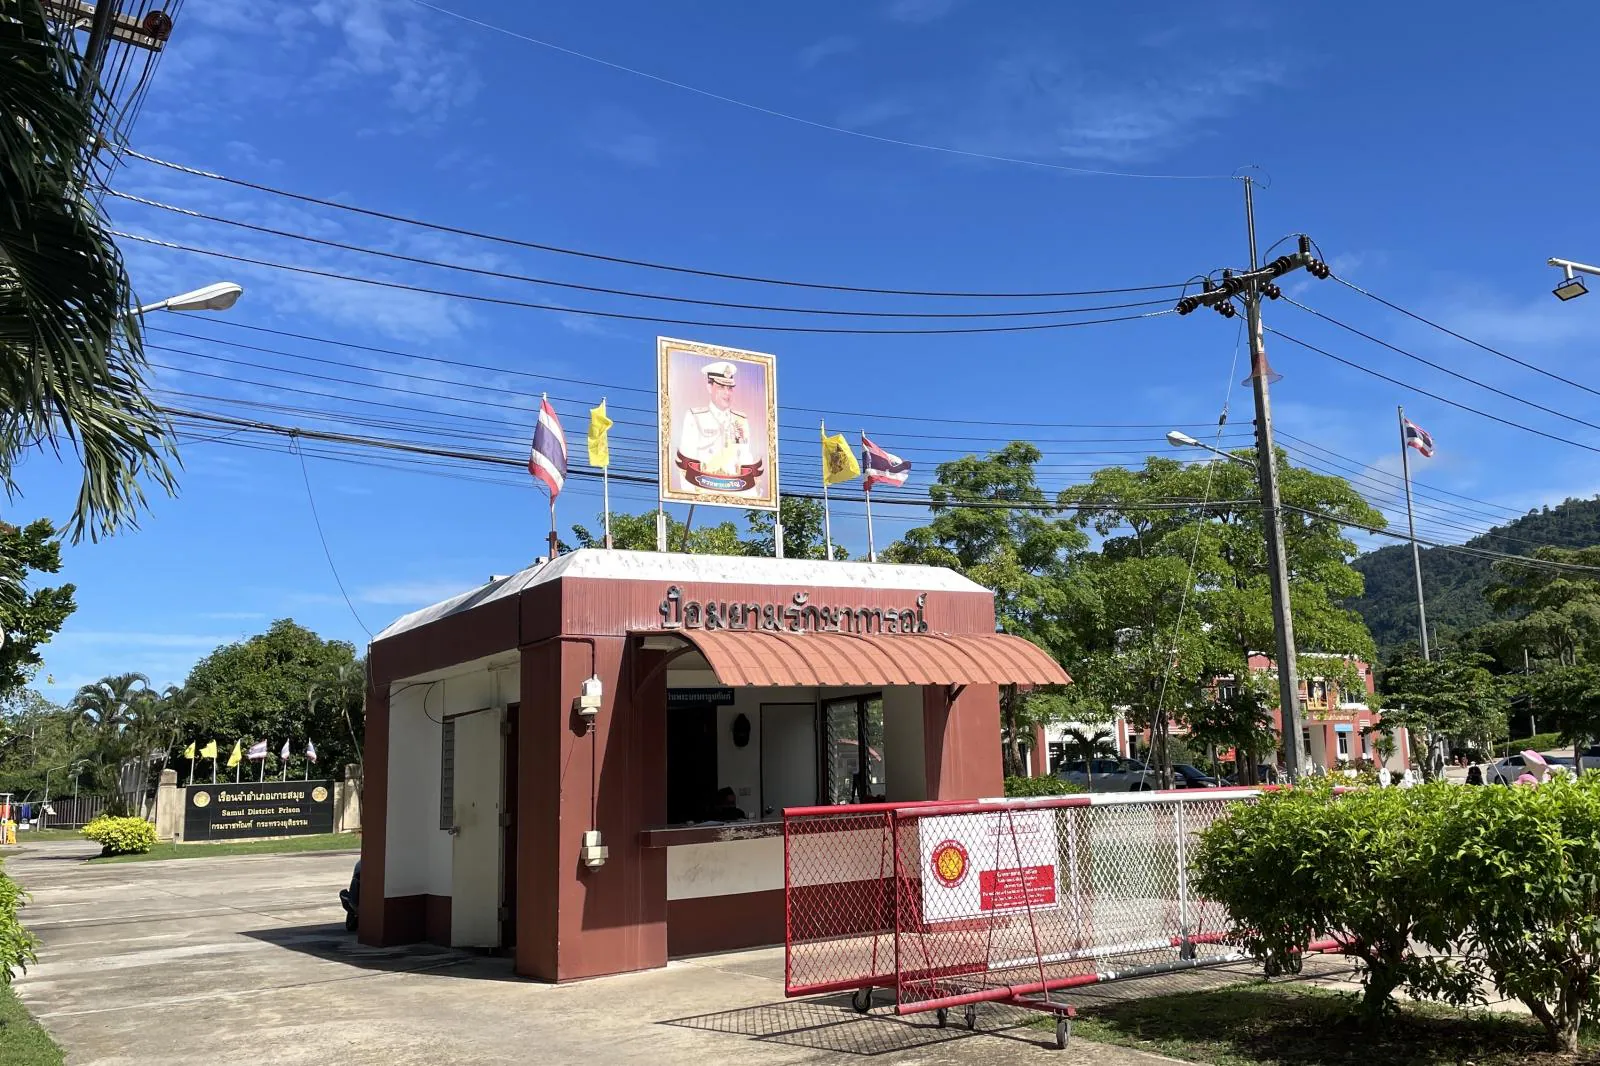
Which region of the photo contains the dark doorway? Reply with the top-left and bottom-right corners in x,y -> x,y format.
666,706 -> 716,824
499,702 -> 519,951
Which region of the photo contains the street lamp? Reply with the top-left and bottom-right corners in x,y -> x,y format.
1548,258 -> 1597,302
133,281 -> 244,317
1166,429 -> 1255,467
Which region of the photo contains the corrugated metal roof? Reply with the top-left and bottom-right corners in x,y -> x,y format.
375,549 -> 990,642
648,629 -> 1070,687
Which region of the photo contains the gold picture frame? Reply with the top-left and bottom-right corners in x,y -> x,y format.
657,336 -> 780,511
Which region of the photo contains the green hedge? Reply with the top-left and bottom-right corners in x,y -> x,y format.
1194,778 -> 1600,1052
0,856 -> 36,986
1003,775 -> 1085,797
80,816 -> 157,857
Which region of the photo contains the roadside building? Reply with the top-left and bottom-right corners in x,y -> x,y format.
359,549 -> 1068,982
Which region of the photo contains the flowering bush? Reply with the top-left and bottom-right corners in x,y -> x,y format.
81,815 -> 157,856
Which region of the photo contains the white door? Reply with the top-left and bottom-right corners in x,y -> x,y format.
450,708 -> 504,948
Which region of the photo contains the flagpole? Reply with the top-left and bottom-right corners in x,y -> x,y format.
821,421 -> 835,560
862,431 -> 876,563
187,750 -> 194,787
600,397 -> 612,549
211,750 -> 216,785
1398,406 -> 1430,662
235,741 -> 241,783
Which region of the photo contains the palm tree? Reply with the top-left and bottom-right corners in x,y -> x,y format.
0,0 -> 177,545
1063,726 -> 1115,786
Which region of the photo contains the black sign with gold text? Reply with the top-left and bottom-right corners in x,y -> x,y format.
184,780 -> 335,841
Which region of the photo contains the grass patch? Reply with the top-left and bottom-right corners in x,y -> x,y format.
0,982 -> 62,1066
15,829 -> 86,841
1069,983 -> 1599,1065
87,833 -> 359,864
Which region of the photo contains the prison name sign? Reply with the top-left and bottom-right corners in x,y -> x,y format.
918,810 -> 1060,922
184,780 -> 335,841
659,587 -> 930,635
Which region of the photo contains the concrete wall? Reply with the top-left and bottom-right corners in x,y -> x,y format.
383,656 -> 519,902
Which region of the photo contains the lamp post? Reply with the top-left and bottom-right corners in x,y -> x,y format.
132,282 -> 244,317
1548,258 -> 1598,301
1166,430 -> 1256,468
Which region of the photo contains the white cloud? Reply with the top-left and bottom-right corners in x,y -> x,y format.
798,35 -> 859,69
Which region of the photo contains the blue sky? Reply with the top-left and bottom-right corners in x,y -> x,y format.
18,0 -> 1600,699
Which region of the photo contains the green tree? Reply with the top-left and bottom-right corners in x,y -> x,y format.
884,442 -> 1092,775
1378,650 -> 1508,779
0,519 -> 74,696
1060,451 -> 1381,783
572,497 -> 833,559
181,621 -> 365,778
0,0 -> 177,543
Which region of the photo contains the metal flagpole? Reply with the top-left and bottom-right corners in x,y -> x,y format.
212,750 -> 216,785
259,750 -> 265,782
1397,406 -> 1430,662
601,397 -> 612,548
861,431 -> 875,563
187,750 -> 194,787
820,421 -> 835,560
235,742 -> 241,783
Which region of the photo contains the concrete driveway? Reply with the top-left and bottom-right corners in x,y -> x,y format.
6,839 -> 1195,1065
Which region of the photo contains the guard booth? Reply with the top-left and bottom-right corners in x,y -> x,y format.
359,550 -> 1068,982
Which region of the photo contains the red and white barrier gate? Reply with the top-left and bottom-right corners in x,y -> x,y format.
783,790 -> 1269,1049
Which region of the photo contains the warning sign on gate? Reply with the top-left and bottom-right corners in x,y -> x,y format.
918,810 -> 1059,922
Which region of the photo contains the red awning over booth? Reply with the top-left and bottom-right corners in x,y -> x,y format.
641,629 -> 1069,688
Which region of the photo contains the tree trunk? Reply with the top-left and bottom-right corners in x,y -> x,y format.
1002,690 -> 1020,778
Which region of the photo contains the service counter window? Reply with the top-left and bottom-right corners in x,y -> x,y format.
663,689 -> 889,827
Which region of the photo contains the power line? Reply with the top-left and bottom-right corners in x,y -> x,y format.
1332,274 -> 1600,401
151,318 -> 1232,430
113,191 -> 1179,321
123,149 -> 1192,296
292,437 -> 374,638
1283,296 -> 1600,434
1274,431 -> 1526,521
118,230 -> 1177,336
1265,327 -> 1600,455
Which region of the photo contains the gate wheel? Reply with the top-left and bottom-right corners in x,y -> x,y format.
851,987 -> 872,1014
1055,1017 -> 1071,1050
936,1008 -> 948,1028
964,1005 -> 977,1031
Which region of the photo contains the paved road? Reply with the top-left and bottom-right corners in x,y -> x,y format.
7,839 -> 1186,1065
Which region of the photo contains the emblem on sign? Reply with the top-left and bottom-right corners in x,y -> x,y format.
930,839 -> 970,889
312,787 -> 329,803
192,791 -> 210,808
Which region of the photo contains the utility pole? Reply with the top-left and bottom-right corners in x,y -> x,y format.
1175,178 -> 1331,781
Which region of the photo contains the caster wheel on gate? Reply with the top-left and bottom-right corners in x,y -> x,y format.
851,988 -> 872,1014
936,1008 -> 948,1028
1055,1017 -> 1071,1050
964,1005 -> 977,1031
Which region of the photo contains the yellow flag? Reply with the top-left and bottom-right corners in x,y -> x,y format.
184,741 -> 196,759
587,400 -> 612,469
821,429 -> 861,486
226,741 -> 241,768
200,740 -> 217,760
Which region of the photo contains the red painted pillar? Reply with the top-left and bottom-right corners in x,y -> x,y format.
923,684 -> 1003,800
358,680 -> 390,946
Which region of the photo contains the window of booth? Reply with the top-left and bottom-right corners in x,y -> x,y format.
664,690 -> 887,824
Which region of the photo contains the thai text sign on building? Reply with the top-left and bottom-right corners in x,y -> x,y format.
184,780 -> 335,841
917,809 -> 1060,922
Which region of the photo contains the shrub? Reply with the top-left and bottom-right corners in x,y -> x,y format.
1193,781 -> 1473,1024
1424,777 -> 1600,1053
0,857 -> 36,985
81,815 -> 157,856
1004,775 -> 1085,797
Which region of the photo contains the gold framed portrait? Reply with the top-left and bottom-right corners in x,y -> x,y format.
657,337 -> 780,511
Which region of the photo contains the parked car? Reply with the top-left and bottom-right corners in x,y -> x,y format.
1222,765 -> 1282,786
1056,757 -> 1156,792
1487,754 -> 1578,785
340,859 -> 361,932
1172,764 -> 1220,788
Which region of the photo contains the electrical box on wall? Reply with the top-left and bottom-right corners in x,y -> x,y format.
577,675 -> 603,720
581,829 -> 608,868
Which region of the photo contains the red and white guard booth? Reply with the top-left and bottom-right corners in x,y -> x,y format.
360,550 -> 1068,981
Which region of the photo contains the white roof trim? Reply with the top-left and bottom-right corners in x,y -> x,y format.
374,549 -> 988,642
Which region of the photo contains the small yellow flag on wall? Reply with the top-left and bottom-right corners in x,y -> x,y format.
587,399 -> 612,469
226,741 -> 242,769
821,428 -> 861,486
199,740 -> 217,760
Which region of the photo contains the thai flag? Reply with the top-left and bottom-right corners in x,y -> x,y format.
1403,418 -> 1434,458
528,397 -> 567,496
305,740 -> 317,764
247,739 -> 268,760
861,433 -> 911,490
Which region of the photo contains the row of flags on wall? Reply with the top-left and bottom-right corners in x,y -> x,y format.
525,393 -> 914,559
182,739 -> 318,784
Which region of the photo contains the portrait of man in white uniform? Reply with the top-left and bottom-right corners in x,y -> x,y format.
658,337 -> 778,510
